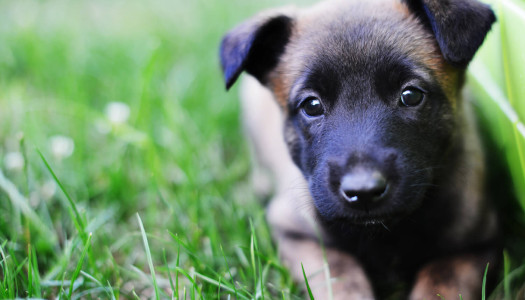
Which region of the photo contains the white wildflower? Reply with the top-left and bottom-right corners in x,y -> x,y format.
49,135 -> 75,159
4,151 -> 24,171
105,102 -> 131,124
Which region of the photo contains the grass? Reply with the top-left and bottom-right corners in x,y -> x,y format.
0,0 -> 307,298
0,0 -> 523,299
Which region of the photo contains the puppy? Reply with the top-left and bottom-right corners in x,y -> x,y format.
220,0 -> 500,298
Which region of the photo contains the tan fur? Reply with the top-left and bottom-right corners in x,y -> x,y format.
410,254 -> 490,299
278,234 -> 374,300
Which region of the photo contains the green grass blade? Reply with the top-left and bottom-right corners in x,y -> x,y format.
28,244 -> 33,296
0,168 -> 56,240
176,243 -> 180,300
174,267 -> 204,299
250,231 -> 257,291
193,272 -> 249,300
136,213 -> 160,300
14,257 -> 29,280
80,271 -> 115,300
482,263 -> 490,300
107,280 -> 117,300
249,220 -> 265,299
31,245 -> 42,298
68,232 -> 92,298
37,150 -> 87,243
167,231 -> 202,267
503,250 -> 511,300
220,244 -> 239,299
191,274 -> 196,300
217,276 -> 221,299
162,249 -> 176,299
0,241 -> 13,298
20,135 -> 30,195
301,263 -> 315,300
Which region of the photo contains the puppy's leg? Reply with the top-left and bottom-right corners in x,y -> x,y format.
268,195 -> 374,300
239,75 -> 299,197
277,233 -> 374,300
409,251 -> 496,300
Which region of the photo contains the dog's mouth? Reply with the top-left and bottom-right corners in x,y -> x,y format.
341,211 -> 399,226
352,217 -> 387,226
322,213 -> 403,234
338,206 -> 394,227
328,186 -> 422,226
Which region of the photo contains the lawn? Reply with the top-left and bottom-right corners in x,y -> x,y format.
0,0 -> 312,298
0,0 -> 523,299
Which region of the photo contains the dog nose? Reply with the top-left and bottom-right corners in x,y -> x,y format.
340,169 -> 387,209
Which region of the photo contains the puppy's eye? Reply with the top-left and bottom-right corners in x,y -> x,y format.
301,97 -> 324,117
400,88 -> 424,106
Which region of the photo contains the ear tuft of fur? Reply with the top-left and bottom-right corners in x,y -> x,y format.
404,0 -> 496,67
220,14 -> 293,90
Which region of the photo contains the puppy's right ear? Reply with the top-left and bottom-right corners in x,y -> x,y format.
220,11 -> 294,90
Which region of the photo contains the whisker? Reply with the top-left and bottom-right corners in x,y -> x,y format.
380,221 -> 391,232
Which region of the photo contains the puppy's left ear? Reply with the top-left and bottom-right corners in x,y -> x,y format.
220,9 -> 295,90
404,0 -> 496,67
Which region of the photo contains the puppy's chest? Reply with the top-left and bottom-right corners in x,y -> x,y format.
328,222 -> 446,293
344,233 -> 430,297
348,230 -> 430,266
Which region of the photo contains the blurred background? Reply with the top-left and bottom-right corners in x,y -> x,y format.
0,0 -> 313,298
0,0 -> 523,298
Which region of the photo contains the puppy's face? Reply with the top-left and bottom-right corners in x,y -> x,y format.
221,0 -> 495,225
276,1 -> 459,224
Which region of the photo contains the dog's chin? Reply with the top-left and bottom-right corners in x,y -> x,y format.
328,212 -> 403,228
313,191 -> 425,228
346,216 -> 393,226
315,204 -> 395,225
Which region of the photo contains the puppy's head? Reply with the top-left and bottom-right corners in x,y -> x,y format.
220,0 -> 495,225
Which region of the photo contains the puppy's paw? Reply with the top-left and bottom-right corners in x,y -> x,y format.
409,255 -> 484,300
